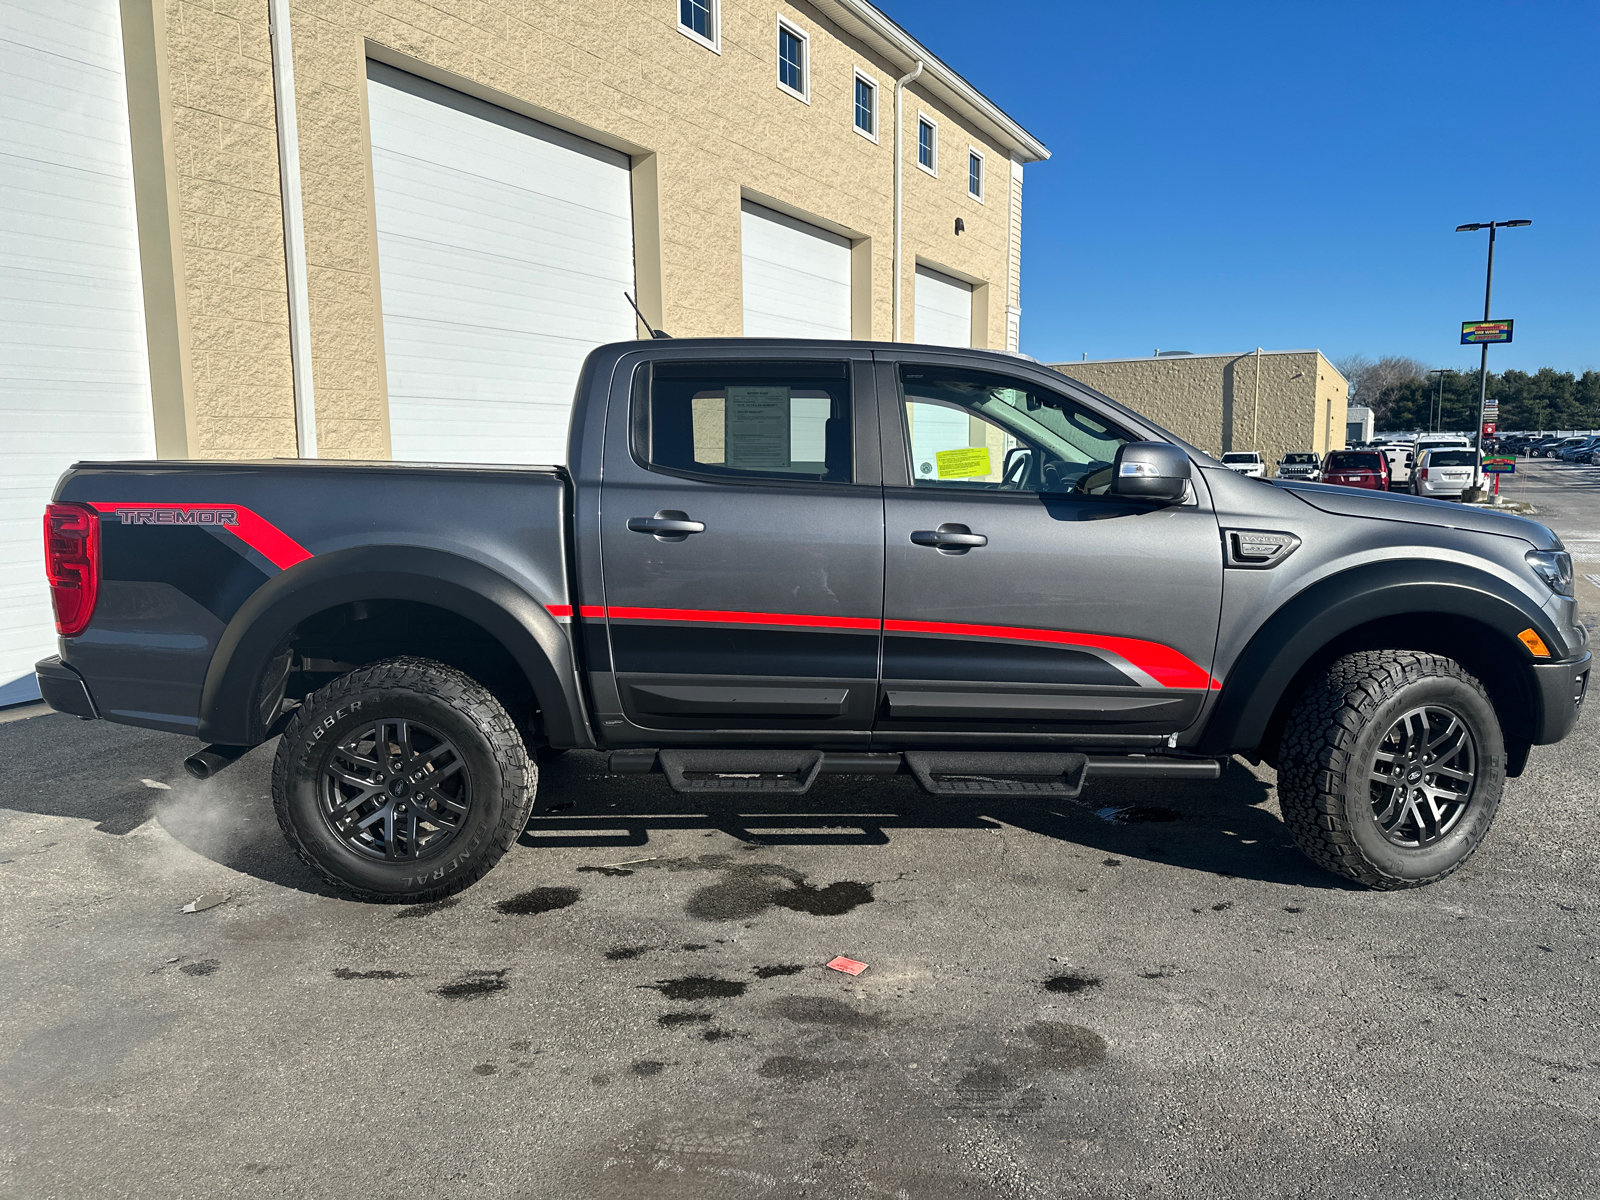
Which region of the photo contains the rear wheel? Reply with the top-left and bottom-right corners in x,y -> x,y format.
1276,650 -> 1505,889
271,656 -> 535,903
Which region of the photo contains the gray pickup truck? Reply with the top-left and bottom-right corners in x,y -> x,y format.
36,339 -> 1589,900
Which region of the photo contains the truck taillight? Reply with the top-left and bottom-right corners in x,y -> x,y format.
43,503 -> 100,637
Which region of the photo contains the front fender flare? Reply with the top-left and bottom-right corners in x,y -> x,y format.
196,545 -> 591,748
1199,559 -> 1560,755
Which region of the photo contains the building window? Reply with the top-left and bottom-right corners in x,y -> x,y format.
777,20 -> 808,101
917,116 -> 937,175
968,149 -> 984,201
854,72 -> 878,140
678,0 -> 718,51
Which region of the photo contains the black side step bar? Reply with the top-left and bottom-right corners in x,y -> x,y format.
904,751 -> 1088,798
606,750 -> 1221,796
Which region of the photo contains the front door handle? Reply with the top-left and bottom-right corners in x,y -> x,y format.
627,510 -> 705,541
910,524 -> 987,554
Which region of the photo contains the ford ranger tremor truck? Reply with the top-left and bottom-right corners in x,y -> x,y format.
36,339 -> 1589,902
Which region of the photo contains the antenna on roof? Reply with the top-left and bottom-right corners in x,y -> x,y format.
623,291 -> 671,339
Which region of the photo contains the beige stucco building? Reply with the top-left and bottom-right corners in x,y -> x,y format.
117,0 -> 1049,462
1049,351 -> 1350,467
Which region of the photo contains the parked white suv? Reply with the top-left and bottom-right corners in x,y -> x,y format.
1274,452 -> 1321,481
1221,451 -> 1265,478
1412,447 -> 1482,499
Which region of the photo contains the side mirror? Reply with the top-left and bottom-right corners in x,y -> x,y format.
1111,442 -> 1191,503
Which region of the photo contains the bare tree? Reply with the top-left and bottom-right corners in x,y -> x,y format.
1334,355 -> 1431,424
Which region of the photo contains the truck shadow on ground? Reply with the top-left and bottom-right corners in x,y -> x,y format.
520,752 -> 1356,891
0,713 -> 1350,895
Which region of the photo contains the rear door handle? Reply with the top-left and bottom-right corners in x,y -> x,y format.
627,510 -> 705,540
910,524 -> 987,553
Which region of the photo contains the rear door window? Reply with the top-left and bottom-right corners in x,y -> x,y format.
638,361 -> 852,484
1429,450 -> 1477,467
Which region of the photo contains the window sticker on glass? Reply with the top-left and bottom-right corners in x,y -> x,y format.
724,385 -> 790,468
936,446 -> 991,478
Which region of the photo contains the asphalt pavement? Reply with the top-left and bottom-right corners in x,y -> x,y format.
3,459 -> 1599,1200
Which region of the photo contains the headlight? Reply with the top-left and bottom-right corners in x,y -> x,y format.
1526,549 -> 1575,598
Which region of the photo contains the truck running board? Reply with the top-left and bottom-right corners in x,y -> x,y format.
656,749 -> 825,795
902,751 -> 1089,799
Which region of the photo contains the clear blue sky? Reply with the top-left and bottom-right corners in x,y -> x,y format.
877,0 -> 1599,375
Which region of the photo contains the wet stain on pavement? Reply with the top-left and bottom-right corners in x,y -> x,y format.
772,880 -> 873,916
631,1060 -> 666,1077
658,1012 -> 712,1027
754,964 -> 806,979
1044,973 -> 1101,994
577,865 -> 633,877
436,969 -> 509,1000
1020,1021 -> 1108,1069
768,995 -> 883,1028
757,1055 -> 839,1082
702,1028 -> 733,1042
394,897 -> 459,920
472,1063 -> 497,1076
605,945 -> 650,960
681,943 -> 708,951
645,975 -> 748,1001
332,967 -> 412,980
1102,858 -> 1122,867
497,887 -> 579,915
1284,905 -> 1304,913
179,959 -> 220,977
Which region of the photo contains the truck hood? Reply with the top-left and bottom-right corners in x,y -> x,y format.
1279,481 -> 1562,550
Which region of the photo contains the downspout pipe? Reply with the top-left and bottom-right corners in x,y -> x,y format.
268,0 -> 316,457
892,59 -> 924,342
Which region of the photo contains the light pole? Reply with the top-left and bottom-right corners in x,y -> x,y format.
1426,368 -> 1446,432
1455,219 -> 1530,488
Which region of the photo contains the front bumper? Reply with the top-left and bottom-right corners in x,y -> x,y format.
1530,651 -> 1590,744
34,656 -> 97,719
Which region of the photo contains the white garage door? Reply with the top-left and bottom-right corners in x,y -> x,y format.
913,264 -> 973,347
367,63 -> 636,465
740,201 -> 852,339
0,0 -> 155,706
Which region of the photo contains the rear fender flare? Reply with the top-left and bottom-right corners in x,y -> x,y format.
197,545 -> 590,748
1200,559 -> 1559,755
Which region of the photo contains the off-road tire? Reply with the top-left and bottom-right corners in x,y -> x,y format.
271,656 -> 535,903
1276,650 -> 1505,890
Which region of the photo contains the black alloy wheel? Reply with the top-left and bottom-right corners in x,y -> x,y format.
320,718 -> 472,862
1276,650 -> 1506,889
1368,705 -> 1476,848
272,656 -> 535,903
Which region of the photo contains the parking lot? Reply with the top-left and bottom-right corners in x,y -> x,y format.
3,458 -> 1598,1200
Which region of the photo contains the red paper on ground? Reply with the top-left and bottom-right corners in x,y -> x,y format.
826,956 -> 868,975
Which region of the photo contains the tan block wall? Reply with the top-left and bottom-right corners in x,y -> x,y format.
164,0 -> 298,458
1051,351 -> 1349,467
151,0 -> 1021,459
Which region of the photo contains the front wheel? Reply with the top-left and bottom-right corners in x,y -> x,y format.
1275,650 -> 1505,889
271,656 -> 535,902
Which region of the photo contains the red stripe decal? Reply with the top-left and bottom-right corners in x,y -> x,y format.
545,604 -> 573,618
542,603 -> 1214,690
885,619 -> 1216,690
87,502 -> 311,570
604,605 -> 881,631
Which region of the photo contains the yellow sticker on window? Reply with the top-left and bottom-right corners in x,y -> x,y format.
935,446 -> 992,479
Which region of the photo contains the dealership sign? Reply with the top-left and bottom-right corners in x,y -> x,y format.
1462,319 -> 1514,345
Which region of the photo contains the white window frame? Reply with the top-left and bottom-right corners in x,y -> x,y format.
916,112 -> 938,177
852,68 -> 879,143
677,0 -> 720,54
776,17 -> 810,104
966,146 -> 985,202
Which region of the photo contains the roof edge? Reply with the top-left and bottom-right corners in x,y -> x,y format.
811,0 -> 1051,162
1051,350 -> 1330,366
